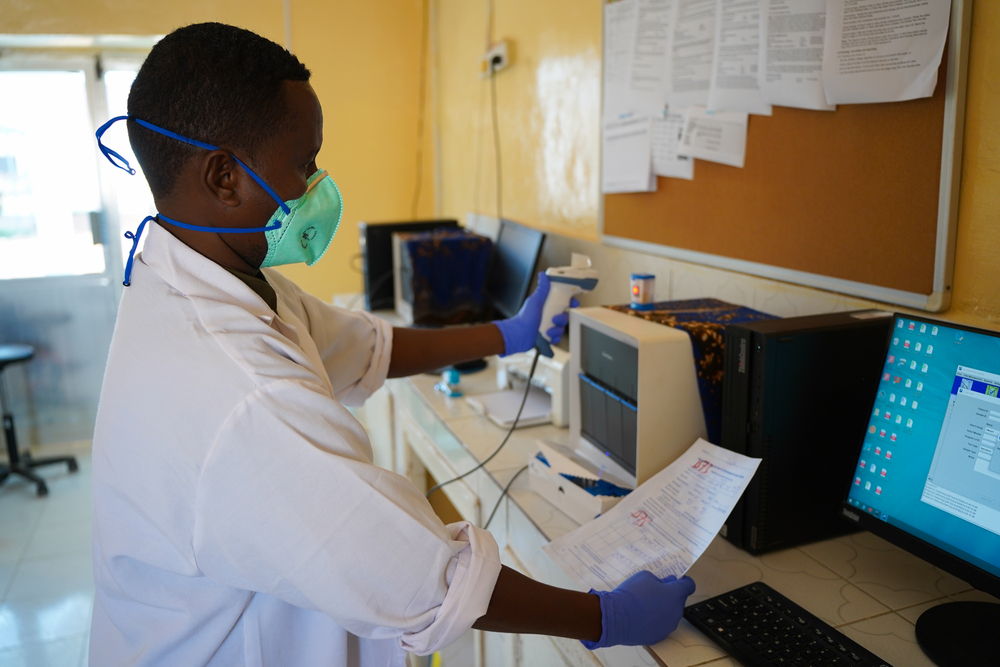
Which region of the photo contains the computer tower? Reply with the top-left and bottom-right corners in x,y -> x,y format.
359,219 -> 459,311
721,310 -> 893,554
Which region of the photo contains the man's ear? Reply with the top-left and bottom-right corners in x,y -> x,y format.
202,151 -> 241,207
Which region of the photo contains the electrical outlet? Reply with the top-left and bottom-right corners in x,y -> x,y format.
481,40 -> 510,77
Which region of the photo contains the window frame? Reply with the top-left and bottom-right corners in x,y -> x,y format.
0,37 -> 155,288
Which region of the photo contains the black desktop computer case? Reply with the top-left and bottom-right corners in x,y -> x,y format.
721,311 -> 893,554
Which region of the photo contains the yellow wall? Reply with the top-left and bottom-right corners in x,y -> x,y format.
434,0 -> 602,241
952,0 -> 1000,325
432,0 -> 999,326
280,0 -> 434,298
5,0 -> 995,319
3,0 -> 433,300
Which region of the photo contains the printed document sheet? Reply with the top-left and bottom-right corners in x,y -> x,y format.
544,438 -> 760,591
761,0 -> 835,111
629,0 -> 678,115
602,115 -> 657,193
707,0 -> 771,116
604,0 -> 641,120
678,106 -> 748,168
822,0 -> 951,104
669,0 -> 716,108
652,109 -> 694,179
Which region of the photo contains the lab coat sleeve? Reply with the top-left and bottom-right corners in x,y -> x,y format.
192,378 -> 501,654
264,269 -> 392,407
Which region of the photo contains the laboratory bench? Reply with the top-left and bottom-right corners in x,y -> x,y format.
352,359 -> 997,667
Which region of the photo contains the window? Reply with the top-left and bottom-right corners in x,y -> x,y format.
0,43 -> 153,282
0,67 -> 105,278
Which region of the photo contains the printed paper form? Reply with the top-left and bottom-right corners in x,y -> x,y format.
822,0 -> 951,105
651,109 -> 694,180
602,115 -> 657,194
707,0 -> 772,116
628,0 -> 678,115
544,438 -> 760,591
761,0 -> 835,111
678,106 -> 749,168
669,0 -> 716,108
604,0 -> 641,120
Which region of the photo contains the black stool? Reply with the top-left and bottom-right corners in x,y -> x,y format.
0,344 -> 78,497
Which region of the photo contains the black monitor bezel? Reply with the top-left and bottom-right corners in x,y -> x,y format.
841,312 -> 1000,599
486,219 -> 546,320
359,219 -> 459,311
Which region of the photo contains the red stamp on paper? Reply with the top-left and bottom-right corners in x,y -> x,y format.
631,510 -> 650,527
692,458 -> 714,474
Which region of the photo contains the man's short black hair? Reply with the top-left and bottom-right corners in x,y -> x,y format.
127,22 -> 310,198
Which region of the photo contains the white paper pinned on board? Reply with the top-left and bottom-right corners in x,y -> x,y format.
544,438 -> 761,591
760,0 -> 835,111
602,115 -> 657,194
604,0 -> 642,120
628,0 -> 678,115
678,106 -> 749,168
669,0 -> 716,109
821,0 -> 951,105
707,0 -> 771,116
652,109 -> 694,179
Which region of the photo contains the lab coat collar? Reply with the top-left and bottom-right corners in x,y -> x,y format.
137,222 -> 277,325
134,222 -> 334,397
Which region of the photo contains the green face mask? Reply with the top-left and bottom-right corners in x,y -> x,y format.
95,115 -> 346,284
261,168 -> 344,268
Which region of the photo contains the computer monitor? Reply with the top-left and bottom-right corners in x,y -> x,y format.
359,219 -> 459,311
486,219 -> 546,320
437,219 -> 545,373
842,314 -> 1000,665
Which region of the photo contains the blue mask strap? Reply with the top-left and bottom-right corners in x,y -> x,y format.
228,155 -> 291,215
121,213 -> 282,286
129,118 -> 291,216
122,216 -> 155,286
100,115 -> 297,286
157,212 -> 281,234
95,116 -> 292,215
95,116 -> 137,175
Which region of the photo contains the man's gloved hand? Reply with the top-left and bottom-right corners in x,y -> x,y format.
582,571 -> 696,650
493,272 -> 579,356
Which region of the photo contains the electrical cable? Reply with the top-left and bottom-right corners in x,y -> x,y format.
425,0 -> 518,507
482,464 -> 528,530
471,67 -> 487,216
425,348 -> 540,498
410,0 -> 429,218
488,58 -> 503,222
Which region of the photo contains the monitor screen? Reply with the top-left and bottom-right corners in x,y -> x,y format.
359,219 -> 459,311
845,314 -> 1000,587
486,219 -> 545,320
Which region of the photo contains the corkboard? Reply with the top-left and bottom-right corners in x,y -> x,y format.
603,28 -> 968,307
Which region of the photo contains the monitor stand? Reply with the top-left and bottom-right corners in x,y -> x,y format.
450,359 -> 488,373
425,359 -> 489,377
915,600 -> 1000,666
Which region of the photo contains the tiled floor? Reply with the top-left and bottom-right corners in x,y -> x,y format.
0,446 -> 472,667
0,443 -> 92,667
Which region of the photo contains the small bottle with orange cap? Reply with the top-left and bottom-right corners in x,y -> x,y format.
629,273 -> 656,310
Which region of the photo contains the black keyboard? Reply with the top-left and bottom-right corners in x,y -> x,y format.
684,582 -> 891,666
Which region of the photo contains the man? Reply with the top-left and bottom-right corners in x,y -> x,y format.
91,22 -> 695,666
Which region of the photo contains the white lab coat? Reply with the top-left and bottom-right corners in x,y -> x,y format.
90,223 -> 501,666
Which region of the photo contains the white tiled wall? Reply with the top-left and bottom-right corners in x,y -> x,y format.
466,214 -> 887,320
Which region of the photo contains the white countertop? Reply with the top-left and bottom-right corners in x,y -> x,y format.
389,358 -> 999,666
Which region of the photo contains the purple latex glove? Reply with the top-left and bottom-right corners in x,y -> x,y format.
582,572 -> 696,650
493,272 -> 579,356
